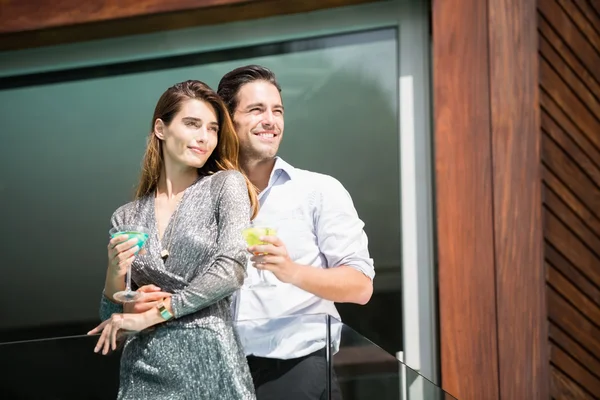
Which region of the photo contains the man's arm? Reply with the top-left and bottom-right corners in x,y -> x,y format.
252,241 -> 372,304
249,176 -> 374,305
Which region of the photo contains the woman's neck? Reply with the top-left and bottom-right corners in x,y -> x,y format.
157,161 -> 199,199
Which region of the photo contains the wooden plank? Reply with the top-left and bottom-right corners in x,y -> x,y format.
545,210 -> 600,288
547,265 -> 600,328
538,13 -> 600,101
540,58 -> 600,150
571,0 -> 600,38
544,180 -> 600,252
542,0 -> 600,396
541,116 -> 600,198
547,287 -> 600,357
540,92 -> 600,171
0,0 -> 379,51
541,106 -> 600,182
550,365 -> 596,400
0,0 -> 251,33
489,0 -> 546,399
555,0 -> 600,53
542,134 -> 600,216
545,243 -> 600,307
549,323 -> 600,380
433,0 -> 499,398
550,343 -> 600,396
539,37 -> 600,121
543,166 -> 600,236
538,0 -> 600,83
588,0 -> 600,17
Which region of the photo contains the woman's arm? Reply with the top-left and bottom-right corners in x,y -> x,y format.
98,207 -> 140,320
89,172 -> 252,354
163,171 -> 252,319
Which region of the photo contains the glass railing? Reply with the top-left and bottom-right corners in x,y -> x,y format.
334,318 -> 456,400
0,314 -> 455,399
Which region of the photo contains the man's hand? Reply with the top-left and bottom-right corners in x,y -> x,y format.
248,235 -> 302,284
123,285 -> 172,314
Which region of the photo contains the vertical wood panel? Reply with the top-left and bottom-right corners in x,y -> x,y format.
433,0 -> 499,397
488,0 -> 546,399
434,0 -> 547,397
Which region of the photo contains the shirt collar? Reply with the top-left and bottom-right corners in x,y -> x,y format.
258,157 -> 294,202
271,156 -> 295,180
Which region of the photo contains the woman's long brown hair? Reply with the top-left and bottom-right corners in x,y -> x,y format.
135,80 -> 258,219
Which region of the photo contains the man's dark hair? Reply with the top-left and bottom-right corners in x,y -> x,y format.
217,64 -> 282,115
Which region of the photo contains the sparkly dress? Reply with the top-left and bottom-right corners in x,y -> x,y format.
99,170 -> 256,400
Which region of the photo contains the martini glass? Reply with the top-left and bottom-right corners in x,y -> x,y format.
242,226 -> 277,289
109,225 -> 150,303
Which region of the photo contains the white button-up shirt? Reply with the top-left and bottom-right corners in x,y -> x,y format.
234,157 -> 375,359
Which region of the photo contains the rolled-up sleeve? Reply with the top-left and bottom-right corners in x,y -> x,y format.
315,177 -> 375,279
170,171 -> 252,319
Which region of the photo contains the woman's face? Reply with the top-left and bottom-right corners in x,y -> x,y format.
155,99 -> 219,170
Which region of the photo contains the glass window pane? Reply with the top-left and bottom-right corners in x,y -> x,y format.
0,29 -> 401,351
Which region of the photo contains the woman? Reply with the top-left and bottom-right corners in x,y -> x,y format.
88,80 -> 259,400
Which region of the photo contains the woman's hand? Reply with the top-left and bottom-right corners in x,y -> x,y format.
107,234 -> 143,276
87,313 -> 149,355
123,285 -> 172,314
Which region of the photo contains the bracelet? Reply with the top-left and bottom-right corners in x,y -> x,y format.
157,299 -> 173,321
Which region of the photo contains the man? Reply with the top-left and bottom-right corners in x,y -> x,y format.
217,65 -> 375,400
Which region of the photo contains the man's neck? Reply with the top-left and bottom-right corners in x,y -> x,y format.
241,157 -> 276,192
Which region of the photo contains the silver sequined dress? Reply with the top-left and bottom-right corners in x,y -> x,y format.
99,170 -> 256,400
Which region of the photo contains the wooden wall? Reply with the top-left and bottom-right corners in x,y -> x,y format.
538,0 -> 600,398
433,0 -> 547,399
0,0 -> 378,50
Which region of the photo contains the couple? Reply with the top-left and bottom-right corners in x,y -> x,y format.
88,65 -> 375,400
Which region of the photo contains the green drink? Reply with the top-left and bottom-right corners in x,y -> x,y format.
111,231 -> 149,249
109,225 -> 150,303
242,226 -> 277,289
242,227 -> 277,248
